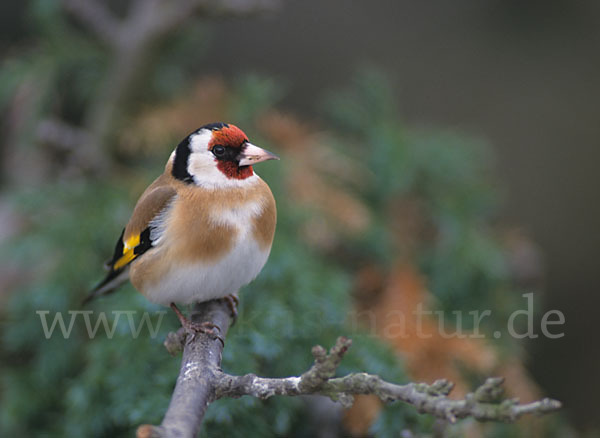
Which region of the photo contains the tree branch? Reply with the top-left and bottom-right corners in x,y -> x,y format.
137,299 -> 561,438
138,299 -> 233,438
60,0 -> 280,172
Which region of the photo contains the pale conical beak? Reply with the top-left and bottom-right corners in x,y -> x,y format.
238,143 -> 280,167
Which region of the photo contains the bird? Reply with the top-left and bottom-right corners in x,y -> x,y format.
84,122 -> 278,334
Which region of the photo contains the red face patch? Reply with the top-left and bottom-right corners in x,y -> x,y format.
209,124 -> 254,180
209,124 -> 248,151
216,160 -> 254,179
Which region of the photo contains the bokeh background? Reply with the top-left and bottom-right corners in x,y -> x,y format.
0,1 -> 598,437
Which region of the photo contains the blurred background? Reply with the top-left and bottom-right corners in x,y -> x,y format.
0,0 -> 598,436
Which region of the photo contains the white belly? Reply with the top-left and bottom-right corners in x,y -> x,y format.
143,197 -> 271,306
144,235 -> 270,306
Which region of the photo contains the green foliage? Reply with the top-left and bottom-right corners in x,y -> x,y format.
323,69 -> 518,329
1,182 -> 174,436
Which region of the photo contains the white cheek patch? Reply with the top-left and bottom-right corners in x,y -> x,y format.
187,151 -> 221,182
187,153 -> 260,189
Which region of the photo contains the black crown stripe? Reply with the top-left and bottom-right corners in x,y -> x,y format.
199,122 -> 229,131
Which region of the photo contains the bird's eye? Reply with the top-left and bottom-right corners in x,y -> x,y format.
212,146 -> 225,157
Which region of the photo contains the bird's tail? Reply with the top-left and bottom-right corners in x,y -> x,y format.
82,267 -> 129,305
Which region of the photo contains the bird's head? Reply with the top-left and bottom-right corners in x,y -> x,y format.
171,122 -> 279,187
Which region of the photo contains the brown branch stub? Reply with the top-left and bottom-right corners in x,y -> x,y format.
298,336 -> 352,392
163,328 -> 186,356
140,304 -> 561,436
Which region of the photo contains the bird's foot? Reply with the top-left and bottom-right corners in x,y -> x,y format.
222,294 -> 239,322
170,303 -> 223,345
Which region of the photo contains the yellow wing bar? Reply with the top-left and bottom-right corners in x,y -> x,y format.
113,234 -> 140,270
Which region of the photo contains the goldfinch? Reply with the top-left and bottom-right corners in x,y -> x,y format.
85,122 -> 278,330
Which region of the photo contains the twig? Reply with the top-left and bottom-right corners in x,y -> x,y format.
37,118 -> 91,151
215,340 -> 560,422
137,299 -> 561,438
